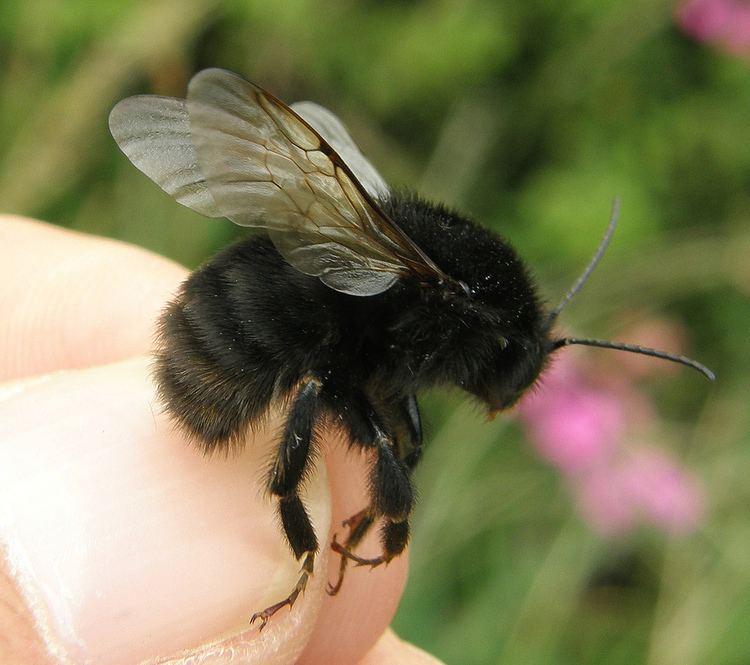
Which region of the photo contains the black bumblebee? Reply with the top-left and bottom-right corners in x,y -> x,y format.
109,68 -> 713,629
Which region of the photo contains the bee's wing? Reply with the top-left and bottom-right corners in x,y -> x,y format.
108,96 -> 387,218
184,68 -> 445,295
109,69 -> 444,295
108,96 -> 222,217
289,101 -> 389,202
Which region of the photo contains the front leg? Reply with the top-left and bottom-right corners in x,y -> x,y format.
250,372 -> 322,630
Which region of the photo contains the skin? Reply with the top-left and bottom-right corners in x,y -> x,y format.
0,215 -> 443,665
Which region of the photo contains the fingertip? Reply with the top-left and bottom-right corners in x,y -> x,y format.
0,358 -> 332,665
297,439 -> 410,665
0,557 -> 55,665
358,629 -> 445,665
0,215 -> 186,380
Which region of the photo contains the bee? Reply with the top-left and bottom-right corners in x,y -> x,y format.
109,68 -> 714,629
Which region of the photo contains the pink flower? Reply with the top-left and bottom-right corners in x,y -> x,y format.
676,0 -> 750,56
620,450 -> 705,535
518,352 -> 705,536
573,465 -> 639,535
519,359 -> 625,473
574,451 -> 704,536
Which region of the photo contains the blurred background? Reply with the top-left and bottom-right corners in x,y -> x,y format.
1,0 -> 748,663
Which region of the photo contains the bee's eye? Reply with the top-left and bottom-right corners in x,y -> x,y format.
499,337 -> 509,350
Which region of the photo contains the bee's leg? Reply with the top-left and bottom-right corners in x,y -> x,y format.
326,508 -> 375,595
331,418 -> 412,569
328,392 -> 415,586
331,515 -> 410,569
399,393 -> 423,471
328,393 -> 421,594
250,373 -> 322,631
324,387 -> 379,595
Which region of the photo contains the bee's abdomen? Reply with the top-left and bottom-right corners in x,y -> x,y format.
154,291 -> 279,451
153,235 -> 347,451
153,241 -> 289,451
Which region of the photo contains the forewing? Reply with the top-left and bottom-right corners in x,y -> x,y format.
107,95 -> 387,219
290,101 -> 389,202
108,96 -> 221,217
185,68 -> 443,295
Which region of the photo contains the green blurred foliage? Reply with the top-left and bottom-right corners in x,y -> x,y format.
1,1 -> 748,663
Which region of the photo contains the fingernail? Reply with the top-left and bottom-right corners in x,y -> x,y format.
0,358 -> 331,664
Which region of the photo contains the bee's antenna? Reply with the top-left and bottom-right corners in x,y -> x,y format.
547,198 -> 714,381
551,337 -> 715,381
548,198 -> 620,322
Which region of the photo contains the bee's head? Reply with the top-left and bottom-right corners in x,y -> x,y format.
401,198 -> 554,413
461,323 -> 553,416
463,199 -> 714,413
460,199 -> 714,414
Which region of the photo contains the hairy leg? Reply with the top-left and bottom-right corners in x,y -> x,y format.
327,392 -> 422,595
250,373 -> 323,630
398,393 -> 423,471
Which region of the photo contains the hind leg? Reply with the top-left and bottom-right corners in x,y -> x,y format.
331,431 -> 412,569
327,393 -> 421,594
327,508 -> 375,595
250,372 -> 323,630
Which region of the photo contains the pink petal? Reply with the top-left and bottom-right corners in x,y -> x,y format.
620,450 -> 705,535
519,362 -> 624,473
572,465 -> 638,535
677,0 -> 734,41
676,0 -> 750,54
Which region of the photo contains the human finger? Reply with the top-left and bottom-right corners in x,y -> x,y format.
0,358 -> 327,664
0,358 -> 408,664
0,215 -> 185,381
357,629 -> 445,665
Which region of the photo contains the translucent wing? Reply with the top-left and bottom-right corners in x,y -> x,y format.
108,96 -> 386,217
188,68 -> 446,295
108,96 -> 221,217
110,68 -> 444,295
290,100 -> 389,202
